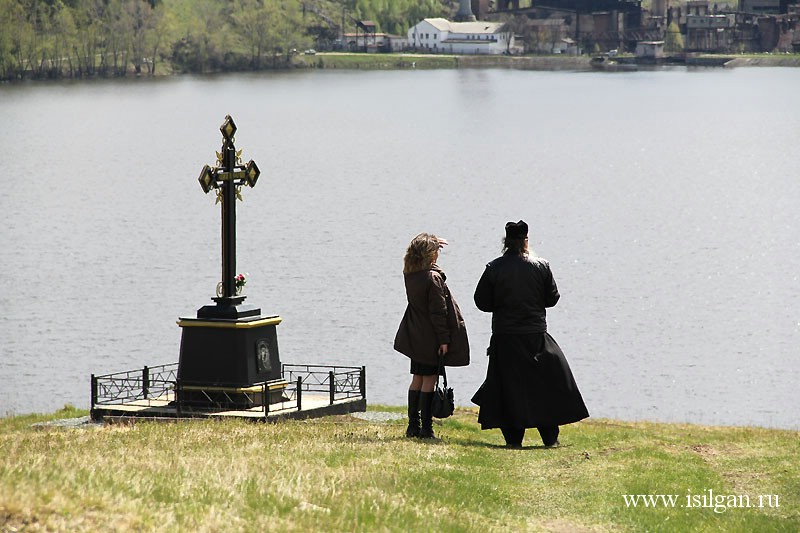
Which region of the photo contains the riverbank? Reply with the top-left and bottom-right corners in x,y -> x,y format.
291,52 -> 595,71
1,405 -> 797,531
289,52 -> 800,71
3,52 -> 798,84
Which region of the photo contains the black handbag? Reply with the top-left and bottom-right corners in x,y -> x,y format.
431,357 -> 455,419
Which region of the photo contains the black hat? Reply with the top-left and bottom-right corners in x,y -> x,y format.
505,220 -> 528,239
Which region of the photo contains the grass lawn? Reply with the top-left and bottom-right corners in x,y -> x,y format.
1,405 -> 797,532
292,52 -> 459,70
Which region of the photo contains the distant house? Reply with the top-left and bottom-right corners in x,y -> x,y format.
636,40 -> 665,58
343,32 -> 407,52
407,18 -> 513,55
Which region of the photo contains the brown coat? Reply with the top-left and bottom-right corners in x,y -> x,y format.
393,265 -> 470,367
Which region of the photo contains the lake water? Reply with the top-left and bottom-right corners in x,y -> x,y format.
1,67 -> 798,430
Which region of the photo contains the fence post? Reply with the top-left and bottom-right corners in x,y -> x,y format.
143,366 -> 150,400
296,376 -> 303,412
90,373 -> 97,411
175,380 -> 182,418
329,371 -> 335,405
360,366 -> 366,399
268,382 -> 272,418
90,374 -> 99,421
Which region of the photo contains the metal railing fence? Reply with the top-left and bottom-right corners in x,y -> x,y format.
91,362 -> 365,419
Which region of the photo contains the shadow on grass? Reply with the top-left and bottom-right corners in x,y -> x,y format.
434,435 -> 573,451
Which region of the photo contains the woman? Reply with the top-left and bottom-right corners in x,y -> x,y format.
394,233 -> 470,439
472,220 -> 588,448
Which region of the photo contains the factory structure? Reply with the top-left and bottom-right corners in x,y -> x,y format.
331,0 -> 799,55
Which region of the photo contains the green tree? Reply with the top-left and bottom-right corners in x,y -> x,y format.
0,1 -> 9,78
144,0 -> 167,74
73,0 -> 107,76
231,0 -> 275,69
49,1 -> 78,78
273,0 -> 308,63
124,0 -> 159,75
0,0 -> 24,79
104,0 -> 132,76
6,0 -> 36,79
168,0 -> 230,73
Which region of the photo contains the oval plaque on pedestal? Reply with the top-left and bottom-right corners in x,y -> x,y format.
256,339 -> 271,373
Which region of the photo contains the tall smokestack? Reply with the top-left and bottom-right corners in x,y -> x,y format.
455,0 -> 477,21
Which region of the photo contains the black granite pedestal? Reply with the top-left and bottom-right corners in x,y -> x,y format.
177,297 -> 285,409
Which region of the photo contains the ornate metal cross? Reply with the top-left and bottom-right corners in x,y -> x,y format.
197,115 -> 260,303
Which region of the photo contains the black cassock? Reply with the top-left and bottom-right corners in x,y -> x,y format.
471,253 -> 589,430
472,332 -> 589,429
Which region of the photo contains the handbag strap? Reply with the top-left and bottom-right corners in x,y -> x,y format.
437,356 -> 448,388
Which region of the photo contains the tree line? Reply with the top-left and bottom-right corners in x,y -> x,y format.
0,0 -> 447,81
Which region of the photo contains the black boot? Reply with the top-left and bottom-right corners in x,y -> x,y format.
406,389 -> 421,438
501,427 -> 525,448
538,426 -> 560,447
419,391 -> 436,439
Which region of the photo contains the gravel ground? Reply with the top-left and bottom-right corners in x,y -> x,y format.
31,416 -> 101,429
349,411 -> 405,423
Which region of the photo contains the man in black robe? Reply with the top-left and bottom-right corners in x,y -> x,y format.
472,220 -> 589,448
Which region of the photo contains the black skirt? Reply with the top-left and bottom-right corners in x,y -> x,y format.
410,360 -> 444,376
472,332 -> 589,429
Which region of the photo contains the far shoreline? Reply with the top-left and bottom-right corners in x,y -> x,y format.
292,51 -> 800,71
2,52 -> 798,85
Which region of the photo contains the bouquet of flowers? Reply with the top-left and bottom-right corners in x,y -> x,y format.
235,273 -> 247,290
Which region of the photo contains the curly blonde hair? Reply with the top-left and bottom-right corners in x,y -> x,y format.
403,233 -> 441,273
